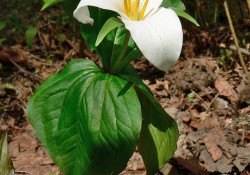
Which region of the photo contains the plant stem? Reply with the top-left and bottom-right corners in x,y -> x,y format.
110,31 -> 131,73
223,0 -> 250,84
213,0 -> 218,27
247,0 -> 250,14
195,0 -> 203,27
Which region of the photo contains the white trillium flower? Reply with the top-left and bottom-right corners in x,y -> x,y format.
74,0 -> 183,72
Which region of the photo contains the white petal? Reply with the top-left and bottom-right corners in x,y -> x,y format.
122,8 -> 183,72
140,0 -> 163,17
73,0 -> 124,24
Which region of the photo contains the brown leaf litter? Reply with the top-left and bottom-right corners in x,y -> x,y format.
164,58 -> 250,174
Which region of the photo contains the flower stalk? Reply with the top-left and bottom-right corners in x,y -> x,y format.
111,31 -> 131,73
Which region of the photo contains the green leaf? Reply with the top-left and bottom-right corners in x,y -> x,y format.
0,21 -> 6,31
173,8 -> 199,26
160,0 -> 199,26
41,0 -> 63,11
0,134 -> 14,175
161,0 -> 186,11
0,38 -> 7,43
116,46 -> 142,72
80,7 -> 142,72
118,65 -> 152,96
28,59 -> 142,175
95,17 -> 123,47
99,25 -> 142,73
25,26 -> 38,47
57,33 -> 67,42
136,89 -> 179,174
80,7 -> 117,51
119,66 -> 179,174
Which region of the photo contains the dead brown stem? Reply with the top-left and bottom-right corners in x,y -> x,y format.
246,0 -> 250,14
9,59 -> 44,83
223,0 -> 250,85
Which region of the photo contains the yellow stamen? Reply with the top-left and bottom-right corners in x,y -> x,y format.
132,0 -> 140,20
124,0 -> 149,21
139,0 -> 149,20
124,0 -> 129,16
127,0 -> 131,13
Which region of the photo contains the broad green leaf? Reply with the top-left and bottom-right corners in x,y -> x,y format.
25,26 -> 38,47
119,66 -> 179,174
0,21 -> 6,31
161,0 -> 186,11
136,89 -> 179,174
173,8 -> 199,26
28,59 -> 142,175
95,17 -> 123,47
28,59 -> 100,147
0,135 -> 14,175
118,65 -> 152,95
41,0 -> 63,11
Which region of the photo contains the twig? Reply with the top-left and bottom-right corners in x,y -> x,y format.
12,47 -> 54,66
15,171 -> 30,174
195,0 -> 204,27
219,43 -> 250,56
55,49 -> 75,73
7,95 -> 27,108
66,39 -> 79,53
9,59 -> 44,83
37,29 -> 48,57
209,92 -> 219,110
223,0 -> 250,85
191,89 -> 210,112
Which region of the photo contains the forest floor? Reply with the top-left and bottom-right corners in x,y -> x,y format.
0,1 -> 250,175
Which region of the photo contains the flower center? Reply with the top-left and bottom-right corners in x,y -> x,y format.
123,0 -> 149,21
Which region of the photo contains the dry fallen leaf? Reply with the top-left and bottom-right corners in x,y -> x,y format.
0,47 -> 27,64
215,75 -> 238,106
201,133 -> 223,161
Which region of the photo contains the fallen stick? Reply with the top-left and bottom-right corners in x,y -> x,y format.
219,43 -> 250,56
223,0 -> 250,84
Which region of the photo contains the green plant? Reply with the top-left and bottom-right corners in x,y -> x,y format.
42,0 -> 79,18
25,25 -> 38,47
28,0 -> 198,174
0,21 -> 7,43
0,21 -> 6,31
0,0 -> 41,45
0,135 -> 14,175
